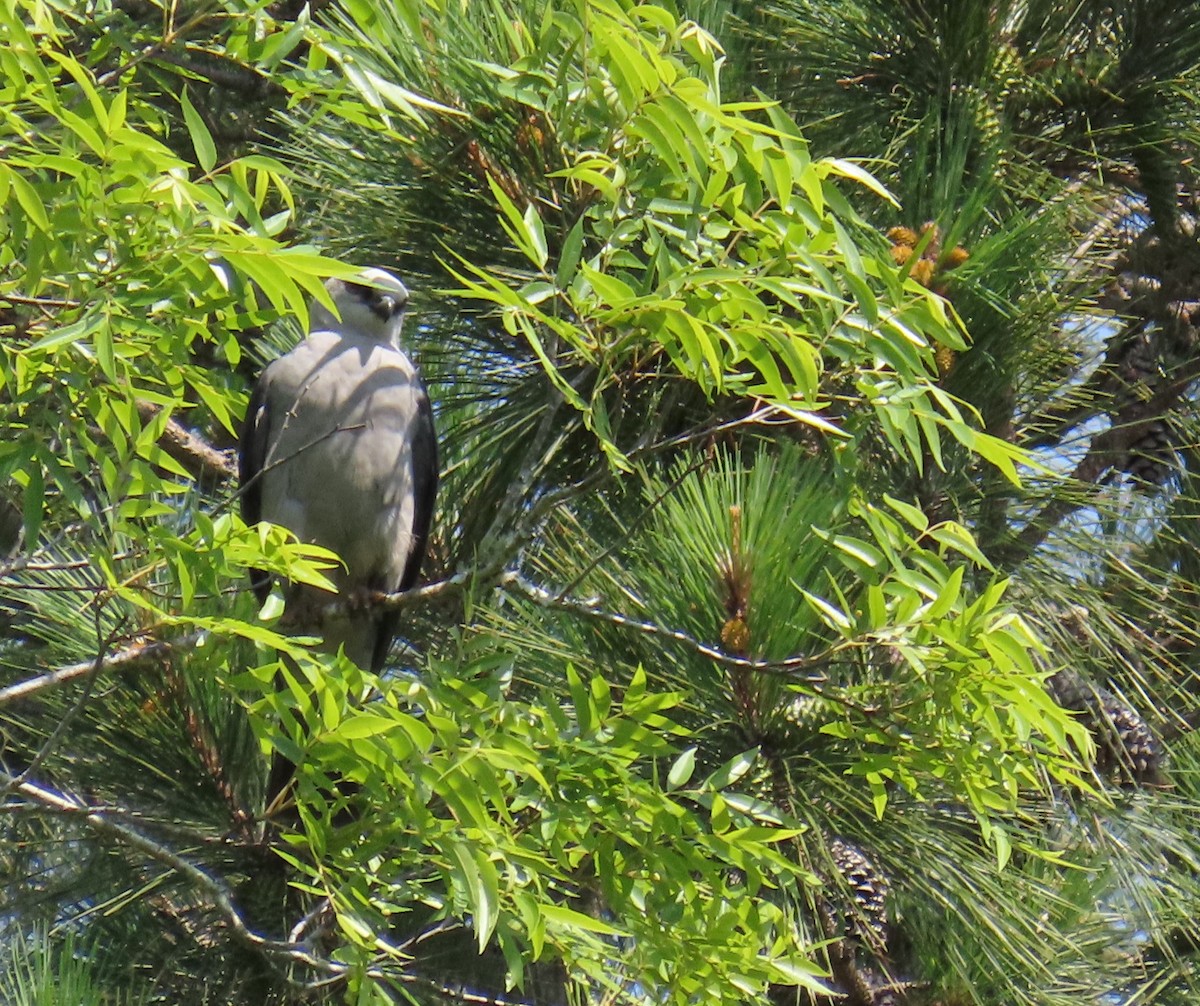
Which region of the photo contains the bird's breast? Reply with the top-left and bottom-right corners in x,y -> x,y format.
259,334 -> 424,591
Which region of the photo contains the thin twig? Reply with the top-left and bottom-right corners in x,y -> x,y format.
499,572 -> 834,679
0,293 -> 81,309
0,553 -> 136,575
645,402 -> 805,454
553,455 -> 710,601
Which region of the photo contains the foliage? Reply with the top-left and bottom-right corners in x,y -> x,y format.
0,928 -> 143,1006
0,0 -> 356,658
3,2 -> 1200,1006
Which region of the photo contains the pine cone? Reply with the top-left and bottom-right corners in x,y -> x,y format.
1124,418 -> 1177,486
1048,672 -> 1164,785
829,837 -> 890,953
1046,669 -> 1090,709
782,693 -> 829,733
1093,691 -> 1163,785
1114,329 -> 1160,386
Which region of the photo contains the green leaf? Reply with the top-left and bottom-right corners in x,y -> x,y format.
704,748 -> 759,790
179,88 -> 217,172
992,824 -> 1012,870
336,712 -> 404,740
28,315 -> 100,353
882,494 -> 929,531
541,903 -> 628,938
666,746 -> 696,790
720,793 -> 785,825
21,462 -> 43,547
566,664 -> 593,737
768,957 -> 836,995
5,168 -> 51,233
556,216 -> 585,288
447,843 -> 500,950
522,200 -> 548,270
801,591 -> 853,633
821,157 -> 898,207
258,593 -> 285,621
826,533 -> 885,573
926,565 -> 964,620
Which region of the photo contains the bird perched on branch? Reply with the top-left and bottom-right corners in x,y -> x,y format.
238,267 -> 437,804
239,266 -> 438,669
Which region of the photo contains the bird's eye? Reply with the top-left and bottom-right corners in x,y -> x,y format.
370,291 -> 407,320
347,277 -> 408,320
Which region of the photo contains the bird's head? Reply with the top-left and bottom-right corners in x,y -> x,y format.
310,267 -> 410,345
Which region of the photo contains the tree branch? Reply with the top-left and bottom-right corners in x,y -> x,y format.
3,615 -> 126,792
3,773 -> 275,948
0,769 -> 403,991
0,292 -> 81,310
135,400 -> 238,482
498,571 -> 835,679
0,633 -> 201,707
4,768 -> 543,1004
8,760 -> 451,994
1002,358 -> 1200,567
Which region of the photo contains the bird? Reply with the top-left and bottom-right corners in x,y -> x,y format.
238,267 -> 437,806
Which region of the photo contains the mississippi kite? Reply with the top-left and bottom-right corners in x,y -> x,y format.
238,267 -> 438,674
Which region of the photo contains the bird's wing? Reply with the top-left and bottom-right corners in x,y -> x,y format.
370,376 -> 438,673
238,372 -> 273,604
401,379 -> 439,592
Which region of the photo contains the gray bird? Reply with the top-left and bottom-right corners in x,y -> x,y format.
238,267 -> 438,673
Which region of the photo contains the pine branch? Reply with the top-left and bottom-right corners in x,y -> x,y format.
0,634 -> 202,707
161,649 -> 254,834
498,571 -> 836,679
1,774 -> 473,996
2,773 -> 281,955
1003,357 -> 1200,566
0,771 -> 455,998
3,615 -> 127,791
2,556 -> 838,721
